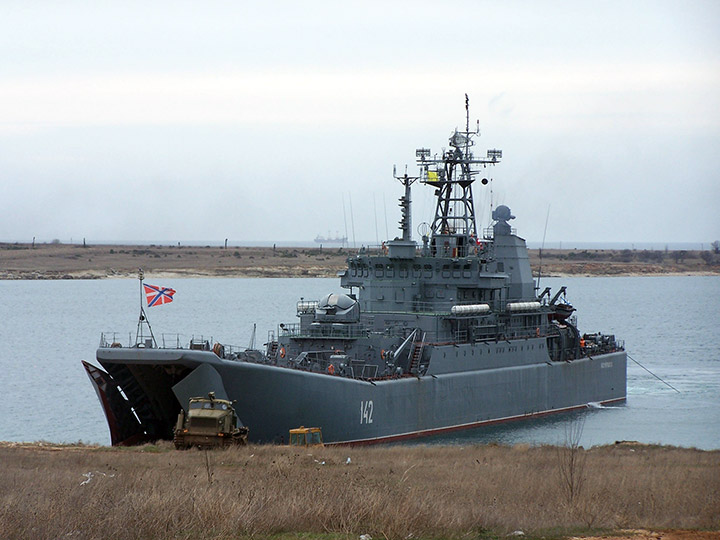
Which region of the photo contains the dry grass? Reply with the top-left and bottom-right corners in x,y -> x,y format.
1,442 -> 718,539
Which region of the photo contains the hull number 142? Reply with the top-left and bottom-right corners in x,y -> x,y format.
360,400 -> 373,424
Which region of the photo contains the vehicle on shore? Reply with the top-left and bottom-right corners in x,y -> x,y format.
289,427 -> 324,447
173,392 -> 248,449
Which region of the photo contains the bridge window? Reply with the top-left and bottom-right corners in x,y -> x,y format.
458,288 -> 479,301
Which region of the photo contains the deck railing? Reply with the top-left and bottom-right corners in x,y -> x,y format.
296,300 -> 318,315
279,322 -> 369,339
98,332 -> 247,358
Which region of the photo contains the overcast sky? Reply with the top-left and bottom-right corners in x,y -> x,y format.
1,0 -> 718,246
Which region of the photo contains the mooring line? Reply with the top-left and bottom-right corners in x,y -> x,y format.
628,354 -> 681,393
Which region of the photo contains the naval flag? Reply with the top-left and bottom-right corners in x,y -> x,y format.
144,284 -> 176,307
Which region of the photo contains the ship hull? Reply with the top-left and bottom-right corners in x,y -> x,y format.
93,346 -> 626,445
87,111 -> 629,447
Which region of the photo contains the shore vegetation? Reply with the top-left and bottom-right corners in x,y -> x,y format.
1,441 -> 718,539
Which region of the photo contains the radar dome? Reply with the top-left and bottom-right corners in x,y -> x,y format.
315,293 -> 360,323
492,205 -> 515,222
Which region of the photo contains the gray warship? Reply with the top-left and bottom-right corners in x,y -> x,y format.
84,101 -> 627,445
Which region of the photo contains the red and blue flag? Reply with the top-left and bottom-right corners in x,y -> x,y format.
144,284 -> 176,307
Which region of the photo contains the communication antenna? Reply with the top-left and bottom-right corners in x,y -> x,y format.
373,194 -> 380,246
536,205 -> 551,292
490,178 -> 494,218
249,323 -> 257,350
383,194 -> 389,240
465,93 -> 470,157
348,192 -> 356,248
342,194 -> 349,248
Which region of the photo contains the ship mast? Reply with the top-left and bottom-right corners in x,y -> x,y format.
392,166 -> 419,242
416,94 -> 502,257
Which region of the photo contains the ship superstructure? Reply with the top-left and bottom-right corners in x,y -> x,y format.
85,99 -> 626,445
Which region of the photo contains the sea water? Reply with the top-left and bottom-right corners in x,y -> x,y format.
0,276 -> 718,449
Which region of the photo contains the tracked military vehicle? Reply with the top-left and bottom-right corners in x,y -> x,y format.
173,392 -> 248,449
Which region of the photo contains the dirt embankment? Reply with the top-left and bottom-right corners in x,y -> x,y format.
533,248 -> 720,277
0,243 -> 346,280
0,242 -> 718,279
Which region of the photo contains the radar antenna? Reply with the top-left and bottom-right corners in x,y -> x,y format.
415,95 -> 502,258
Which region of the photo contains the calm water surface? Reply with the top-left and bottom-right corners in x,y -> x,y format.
0,276 -> 718,449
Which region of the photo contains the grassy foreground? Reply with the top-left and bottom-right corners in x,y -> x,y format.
1,442 -> 718,539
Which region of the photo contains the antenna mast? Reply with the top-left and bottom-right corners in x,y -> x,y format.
465,93 -> 470,157
415,95 -> 502,257
392,165 -> 420,242
536,205 -> 551,292
135,268 -> 157,347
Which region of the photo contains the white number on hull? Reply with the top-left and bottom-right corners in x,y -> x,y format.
360,400 -> 373,424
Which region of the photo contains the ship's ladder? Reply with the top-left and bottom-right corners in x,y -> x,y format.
408,331 -> 427,375
267,340 -> 279,358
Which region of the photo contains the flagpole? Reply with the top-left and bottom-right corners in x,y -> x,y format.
136,268 -> 157,348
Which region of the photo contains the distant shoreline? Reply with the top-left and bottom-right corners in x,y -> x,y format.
1,242 -> 718,280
